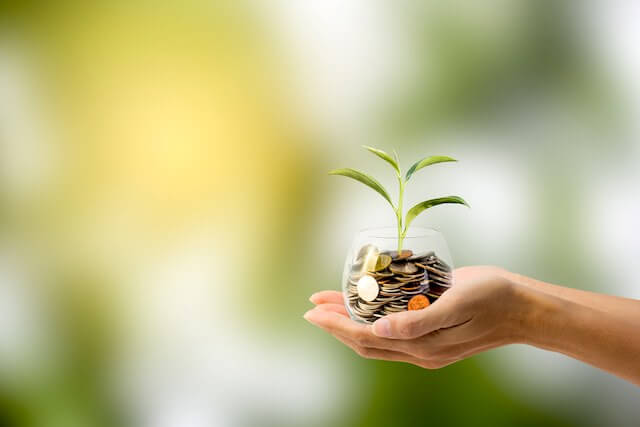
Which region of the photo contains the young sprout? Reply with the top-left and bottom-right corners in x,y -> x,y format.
329,146 -> 469,252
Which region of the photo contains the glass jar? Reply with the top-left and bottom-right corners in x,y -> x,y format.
342,226 -> 454,324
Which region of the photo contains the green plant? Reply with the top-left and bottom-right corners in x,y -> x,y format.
329,146 -> 469,252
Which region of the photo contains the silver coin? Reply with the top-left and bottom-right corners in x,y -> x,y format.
390,262 -> 419,275
356,275 -> 379,302
408,251 -> 434,262
356,244 -> 379,260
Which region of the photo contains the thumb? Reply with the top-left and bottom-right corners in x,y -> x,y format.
372,300 -> 451,339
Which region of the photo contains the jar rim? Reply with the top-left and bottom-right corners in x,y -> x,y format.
357,226 -> 442,239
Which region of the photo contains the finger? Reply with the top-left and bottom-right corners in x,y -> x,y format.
304,308 -> 416,355
417,316 -> 510,355
314,303 -> 349,316
413,317 -> 477,348
331,332 -> 435,368
316,316 -> 464,370
372,297 -> 467,339
426,357 -> 461,369
431,339 -> 502,363
310,290 -> 343,305
415,322 -> 505,361
344,338 -> 461,369
352,345 -> 434,367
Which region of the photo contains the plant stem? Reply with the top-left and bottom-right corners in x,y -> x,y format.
396,175 -> 405,252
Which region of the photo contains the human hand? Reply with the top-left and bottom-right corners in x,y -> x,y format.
305,266 -> 530,369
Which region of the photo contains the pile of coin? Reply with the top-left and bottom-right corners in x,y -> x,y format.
346,244 -> 452,324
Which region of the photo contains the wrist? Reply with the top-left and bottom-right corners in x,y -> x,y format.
510,278 -> 571,349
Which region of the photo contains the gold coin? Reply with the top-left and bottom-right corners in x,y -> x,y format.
372,254 -> 392,272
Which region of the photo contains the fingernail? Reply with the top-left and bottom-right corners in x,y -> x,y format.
303,309 -> 316,323
373,318 -> 391,337
309,293 -> 319,304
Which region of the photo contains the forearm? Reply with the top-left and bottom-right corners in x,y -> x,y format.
516,283 -> 640,386
504,271 -> 640,325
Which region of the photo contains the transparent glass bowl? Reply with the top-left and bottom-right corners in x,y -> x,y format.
342,227 -> 454,324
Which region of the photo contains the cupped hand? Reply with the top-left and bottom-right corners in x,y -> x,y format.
304,266 -> 529,369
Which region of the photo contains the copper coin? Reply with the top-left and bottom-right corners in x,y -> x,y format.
408,295 -> 430,310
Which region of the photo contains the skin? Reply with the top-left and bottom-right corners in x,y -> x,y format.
304,266 -> 640,386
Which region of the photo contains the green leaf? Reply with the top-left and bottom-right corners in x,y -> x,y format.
362,146 -> 400,174
405,156 -> 457,181
329,168 -> 394,207
404,196 -> 469,231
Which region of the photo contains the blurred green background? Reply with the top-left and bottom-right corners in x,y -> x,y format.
1,1 -> 640,426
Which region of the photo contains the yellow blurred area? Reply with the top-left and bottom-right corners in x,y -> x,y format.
9,2 -> 305,271
2,3 -> 325,426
